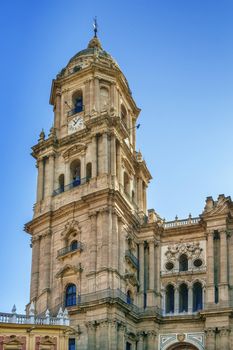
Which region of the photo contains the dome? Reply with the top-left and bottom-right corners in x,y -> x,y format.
56,36 -> 120,80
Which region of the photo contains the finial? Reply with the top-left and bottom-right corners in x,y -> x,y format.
12,304 -> 17,313
38,129 -> 45,142
93,16 -> 98,37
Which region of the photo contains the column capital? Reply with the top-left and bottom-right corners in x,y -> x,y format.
219,326 -> 231,337
204,328 -> 216,337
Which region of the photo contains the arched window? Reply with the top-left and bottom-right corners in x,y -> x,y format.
70,159 -> 81,186
65,284 -> 76,307
72,90 -> 83,113
70,240 -> 78,251
179,283 -> 188,313
100,87 -> 109,110
193,282 -> 203,312
126,290 -> 133,304
121,104 -> 127,129
86,162 -> 92,181
165,285 -> 174,313
58,174 -> 65,193
123,172 -> 130,195
179,254 -> 188,272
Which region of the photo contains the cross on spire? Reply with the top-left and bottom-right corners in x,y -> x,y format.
93,16 -> 98,37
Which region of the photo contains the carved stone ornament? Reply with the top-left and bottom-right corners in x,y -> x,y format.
177,333 -> 185,342
62,143 -> 86,161
61,220 -> 81,241
165,242 -> 202,260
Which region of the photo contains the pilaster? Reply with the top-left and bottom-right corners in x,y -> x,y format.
206,230 -> 215,305
205,328 -> 216,350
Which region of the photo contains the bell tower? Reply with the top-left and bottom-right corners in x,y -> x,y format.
25,33 -> 152,348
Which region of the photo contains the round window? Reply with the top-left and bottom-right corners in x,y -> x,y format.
165,261 -> 174,271
193,258 -> 203,268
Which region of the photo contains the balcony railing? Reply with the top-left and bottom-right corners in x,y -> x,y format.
53,177 -> 90,196
57,242 -> 83,258
164,217 -> 200,229
125,250 -> 139,269
0,308 -> 69,326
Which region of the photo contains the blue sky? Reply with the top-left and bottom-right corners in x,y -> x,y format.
0,0 -> 233,313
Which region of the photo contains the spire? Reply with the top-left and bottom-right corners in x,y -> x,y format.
88,17 -> 102,50
93,16 -> 98,38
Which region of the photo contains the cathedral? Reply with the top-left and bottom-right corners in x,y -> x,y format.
1,31 -> 233,350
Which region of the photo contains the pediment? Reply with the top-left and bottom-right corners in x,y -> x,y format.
61,220 -> 81,241
62,143 -> 86,160
202,195 -> 232,219
56,264 -> 80,278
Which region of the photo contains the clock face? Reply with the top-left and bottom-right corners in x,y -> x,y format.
68,116 -> 84,134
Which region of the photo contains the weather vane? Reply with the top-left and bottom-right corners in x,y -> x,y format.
93,16 -> 98,37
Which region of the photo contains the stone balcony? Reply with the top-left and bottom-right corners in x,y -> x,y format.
0,305 -> 69,326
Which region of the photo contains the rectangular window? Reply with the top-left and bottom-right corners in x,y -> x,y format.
69,338 -> 76,350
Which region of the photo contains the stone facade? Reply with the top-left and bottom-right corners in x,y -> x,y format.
2,35 -> 233,349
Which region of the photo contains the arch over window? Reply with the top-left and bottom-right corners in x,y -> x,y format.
193,282 -> 203,312
58,174 -> 65,193
100,87 -> 109,110
121,104 -> 127,129
65,284 -> 76,307
86,162 -> 92,180
179,283 -> 188,313
165,284 -> 174,313
179,254 -> 188,272
72,90 -> 83,113
123,172 -> 130,195
70,159 -> 81,186
70,240 -> 78,251
126,290 -> 133,304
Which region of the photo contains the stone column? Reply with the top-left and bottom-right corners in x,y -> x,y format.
137,178 -> 143,211
139,242 -> 144,292
112,212 -> 118,270
84,79 -> 91,115
206,231 -> 215,305
205,328 -> 216,350
149,240 -> 155,290
147,331 -> 156,350
110,321 -> 118,350
81,155 -> 85,179
99,321 -> 109,349
111,134 -> 116,176
36,159 -> 44,202
64,160 -> 70,186
155,242 -> 161,306
110,83 -> 116,113
30,236 -> 40,299
94,77 -> 100,113
137,333 -> 144,350
101,133 -> 108,174
101,210 -> 109,268
90,79 -> 94,113
219,230 -> 229,306
47,154 -> 55,196
219,327 -> 230,350
116,142 -> 123,186
188,285 -> 193,313
174,286 -> 179,314
117,323 -> 125,350
89,212 -> 97,273
54,88 -> 61,130
87,322 -> 96,350
118,218 -> 124,275
43,230 -> 52,290
92,136 -> 97,177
